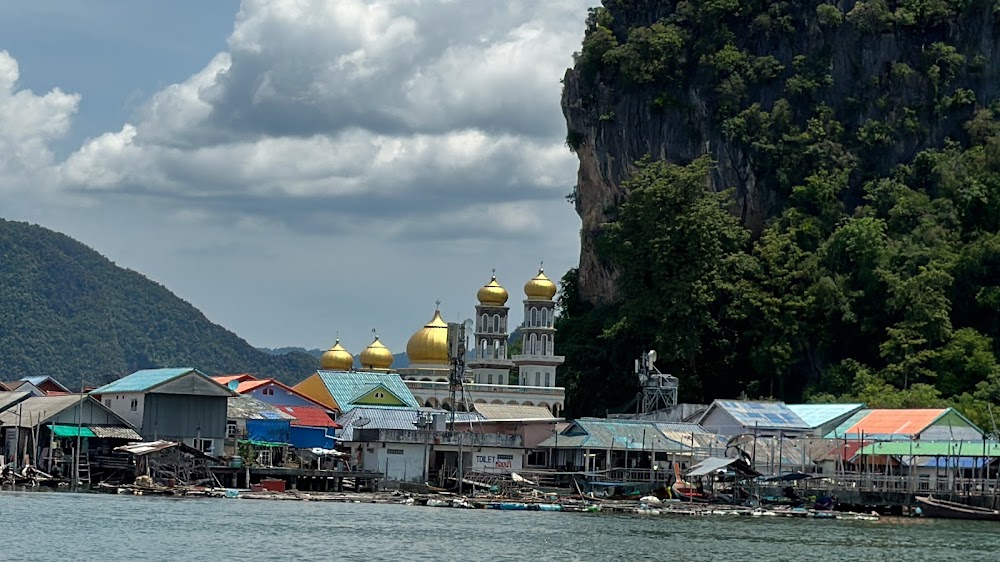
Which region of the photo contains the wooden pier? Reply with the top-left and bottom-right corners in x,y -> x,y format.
210,466 -> 383,492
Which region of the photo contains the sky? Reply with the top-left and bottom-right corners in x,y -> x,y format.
0,0 -> 594,355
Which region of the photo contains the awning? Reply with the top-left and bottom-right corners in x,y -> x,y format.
49,424 -> 96,438
239,439 -> 288,448
89,426 -> 142,440
687,456 -> 761,478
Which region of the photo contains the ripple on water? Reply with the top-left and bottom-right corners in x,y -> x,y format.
3,492 -> 1000,562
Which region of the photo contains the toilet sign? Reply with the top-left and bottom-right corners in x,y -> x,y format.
472,452 -> 515,469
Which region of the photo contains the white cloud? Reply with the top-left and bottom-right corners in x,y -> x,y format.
0,50 -> 79,191
56,0 -> 589,242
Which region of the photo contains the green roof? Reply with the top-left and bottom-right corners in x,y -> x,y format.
858,441 -> 1000,458
49,424 -> 96,438
316,370 -> 419,410
90,368 -> 200,394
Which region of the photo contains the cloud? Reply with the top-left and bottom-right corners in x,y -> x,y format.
0,50 -> 79,192
56,0 -> 589,242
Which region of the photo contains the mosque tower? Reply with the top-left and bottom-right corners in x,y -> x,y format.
468,270 -> 513,385
512,265 -> 564,387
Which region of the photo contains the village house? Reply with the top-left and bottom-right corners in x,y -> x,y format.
90,368 -> 235,454
0,394 -> 141,481
213,375 -> 339,450
293,370 -> 420,416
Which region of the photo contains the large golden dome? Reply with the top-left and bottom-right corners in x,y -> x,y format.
320,338 -> 354,371
359,334 -> 394,370
406,307 -> 450,366
477,272 -> 509,306
524,266 -> 557,300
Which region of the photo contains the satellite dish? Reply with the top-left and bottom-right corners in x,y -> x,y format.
354,417 -> 371,428
227,380 -> 239,392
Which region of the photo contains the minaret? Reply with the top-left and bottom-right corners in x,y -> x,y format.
469,270 -> 513,385
513,264 -> 564,387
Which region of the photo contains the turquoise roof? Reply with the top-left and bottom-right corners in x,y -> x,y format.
316,370 -> 419,410
823,409 -> 873,439
537,418 -> 725,451
90,368 -> 203,394
787,403 -> 865,429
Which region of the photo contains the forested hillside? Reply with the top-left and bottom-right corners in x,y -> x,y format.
0,219 -> 318,386
557,0 -> 1000,430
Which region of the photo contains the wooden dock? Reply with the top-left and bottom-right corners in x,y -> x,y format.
210,466 -> 383,492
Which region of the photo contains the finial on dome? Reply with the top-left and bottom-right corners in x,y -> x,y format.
372,328 -> 379,340
539,261 -> 544,273
435,299 -> 441,310
491,268 -> 496,280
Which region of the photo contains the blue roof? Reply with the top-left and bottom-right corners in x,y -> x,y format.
710,400 -> 808,430
316,370 -> 419,410
90,368 -> 203,394
786,404 -> 865,429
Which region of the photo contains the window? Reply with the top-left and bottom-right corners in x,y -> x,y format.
387,448 -> 404,455
541,334 -> 549,355
493,314 -> 500,333
374,391 -> 385,399
226,420 -> 238,438
535,372 -> 541,386
104,399 -> 111,408
193,438 -> 213,453
487,374 -> 493,384
262,387 -> 274,396
530,307 -> 538,326
129,399 -> 138,412
541,308 -> 548,327
545,372 -> 551,387
527,451 -> 547,466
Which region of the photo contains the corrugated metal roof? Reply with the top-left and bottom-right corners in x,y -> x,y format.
213,374 -> 257,386
228,395 -> 296,421
0,391 -> 30,413
843,409 -> 947,439
786,403 -> 865,429
708,400 -> 808,430
275,405 -> 338,428
90,368 -> 201,394
538,418 -> 696,451
473,403 -> 558,421
316,370 -> 419,410
858,440 -> 1000,458
0,395 -> 89,427
824,409 -> 872,439
335,406 -> 482,441
19,376 -> 70,392
90,426 -> 143,440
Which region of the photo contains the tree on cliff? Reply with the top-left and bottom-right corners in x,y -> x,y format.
557,0 -> 1000,431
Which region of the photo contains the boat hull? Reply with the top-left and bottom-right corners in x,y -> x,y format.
915,496 -> 1000,521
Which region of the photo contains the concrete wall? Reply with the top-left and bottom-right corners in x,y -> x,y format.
99,392 -> 145,430
360,442 -> 428,483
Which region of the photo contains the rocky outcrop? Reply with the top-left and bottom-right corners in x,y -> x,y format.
563,0 -> 1000,305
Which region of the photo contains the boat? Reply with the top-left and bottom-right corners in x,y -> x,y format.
915,496 -> 1000,521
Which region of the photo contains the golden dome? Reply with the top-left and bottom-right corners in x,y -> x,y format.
359,334 -> 394,370
477,271 -> 509,306
320,338 -> 354,371
524,266 -> 557,300
406,307 -> 450,366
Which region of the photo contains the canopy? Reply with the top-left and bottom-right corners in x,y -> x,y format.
762,471 -> 815,482
687,456 -> 761,478
49,424 -> 96,438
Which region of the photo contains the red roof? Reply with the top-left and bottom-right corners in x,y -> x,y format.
277,405 -> 340,428
236,380 -> 271,393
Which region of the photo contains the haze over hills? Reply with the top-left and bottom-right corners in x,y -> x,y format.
0,218 -> 319,387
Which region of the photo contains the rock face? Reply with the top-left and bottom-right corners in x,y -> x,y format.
562,0 -> 1000,305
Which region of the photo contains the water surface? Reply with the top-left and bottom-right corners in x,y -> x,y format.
2,492 -> 998,561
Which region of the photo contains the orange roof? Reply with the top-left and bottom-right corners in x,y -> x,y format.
236,380 -> 271,393
844,409 -> 946,437
213,374 -> 258,385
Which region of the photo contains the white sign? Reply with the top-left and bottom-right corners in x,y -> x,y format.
473,452 -> 514,470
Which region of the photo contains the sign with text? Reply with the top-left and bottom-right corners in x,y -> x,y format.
472,452 -> 515,470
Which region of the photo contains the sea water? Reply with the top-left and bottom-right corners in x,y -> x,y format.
1,491 -> 998,561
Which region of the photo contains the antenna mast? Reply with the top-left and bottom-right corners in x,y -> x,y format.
447,320 -> 468,431
636,349 -> 678,415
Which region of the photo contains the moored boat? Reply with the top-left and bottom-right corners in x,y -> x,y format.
915,496 -> 1000,521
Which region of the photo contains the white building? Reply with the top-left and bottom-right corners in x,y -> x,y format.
512,267 -> 565,389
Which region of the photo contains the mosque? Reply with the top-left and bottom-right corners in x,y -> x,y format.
314,267 -> 566,416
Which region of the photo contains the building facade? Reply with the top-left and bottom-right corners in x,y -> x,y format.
512,267 -> 564,389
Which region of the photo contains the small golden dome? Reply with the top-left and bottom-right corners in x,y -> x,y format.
320,338 -> 354,371
406,307 -> 450,366
360,334 -> 394,370
477,271 -> 509,306
524,266 -> 557,300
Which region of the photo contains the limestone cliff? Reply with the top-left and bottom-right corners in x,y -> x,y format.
563,0 -> 1000,304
